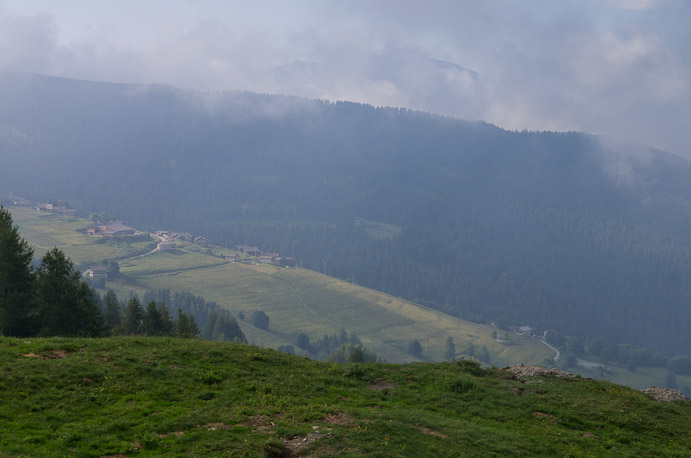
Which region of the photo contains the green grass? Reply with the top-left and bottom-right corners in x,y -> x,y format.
118,248 -> 226,276
8,207 -> 155,268
125,262 -> 551,365
570,360 -> 691,391
1,337 -> 691,457
359,219 -> 402,240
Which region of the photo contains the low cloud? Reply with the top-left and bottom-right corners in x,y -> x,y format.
0,1 -> 689,155
0,11 -> 55,74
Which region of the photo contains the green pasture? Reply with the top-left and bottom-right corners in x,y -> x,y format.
122,259 -> 551,365
359,218 -> 402,240
2,337 -> 691,457
118,248 -> 226,276
570,361 -> 691,391
8,207 -> 155,268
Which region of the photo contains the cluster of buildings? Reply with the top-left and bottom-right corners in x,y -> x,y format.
153,231 -> 208,251
508,326 -> 533,337
230,245 -> 296,267
83,265 -> 108,279
8,197 -> 77,217
84,222 -> 137,238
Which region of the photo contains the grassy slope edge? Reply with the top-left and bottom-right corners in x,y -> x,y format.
1,337 -> 690,457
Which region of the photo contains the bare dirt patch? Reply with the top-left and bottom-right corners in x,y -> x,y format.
366,381 -> 395,391
23,353 -> 43,359
323,412 -> 357,427
242,414 -> 278,433
199,422 -> 232,431
533,411 -> 557,423
283,431 -> 329,455
509,385 -> 525,395
157,431 -> 185,438
23,350 -> 68,360
417,426 -> 448,438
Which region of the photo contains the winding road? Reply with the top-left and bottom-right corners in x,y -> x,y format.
537,338 -> 561,362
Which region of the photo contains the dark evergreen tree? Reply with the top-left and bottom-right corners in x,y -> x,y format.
211,315 -> 243,342
408,339 -> 423,357
0,207 -> 35,336
296,332 -> 311,351
143,301 -> 174,336
444,336 -> 456,360
34,247 -> 103,336
329,342 -> 382,363
478,345 -> 490,363
176,309 -> 199,338
546,330 -> 566,348
122,296 -> 144,335
159,303 -> 175,336
667,355 -> 691,376
201,311 -> 219,340
102,290 -> 122,333
566,337 -> 585,357
587,337 -> 607,357
251,310 -> 270,330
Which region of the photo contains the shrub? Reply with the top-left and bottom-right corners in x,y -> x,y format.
450,378 -> 477,394
251,310 -> 270,330
408,339 -> 423,356
455,358 -> 486,376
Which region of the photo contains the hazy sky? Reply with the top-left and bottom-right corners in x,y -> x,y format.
1,0 -> 689,155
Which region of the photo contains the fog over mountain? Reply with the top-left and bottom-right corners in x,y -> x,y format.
0,0 -> 689,154
3,74 -> 691,356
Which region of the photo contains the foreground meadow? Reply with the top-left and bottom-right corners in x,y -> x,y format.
2,337 -> 690,457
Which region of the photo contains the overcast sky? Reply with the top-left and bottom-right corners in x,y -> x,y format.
0,0 -> 689,155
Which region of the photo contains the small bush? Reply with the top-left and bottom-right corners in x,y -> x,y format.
450,378 -> 477,394
248,352 -> 267,361
455,358 -> 486,376
251,311 -> 270,330
343,364 -> 371,381
194,370 -> 222,385
198,391 -> 215,400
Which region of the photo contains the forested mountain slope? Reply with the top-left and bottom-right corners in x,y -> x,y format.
2,73 -> 691,355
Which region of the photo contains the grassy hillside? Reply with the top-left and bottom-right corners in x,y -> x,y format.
2,337 -> 690,457
570,361 -> 691,392
8,206 -> 551,366
9,207 -> 155,266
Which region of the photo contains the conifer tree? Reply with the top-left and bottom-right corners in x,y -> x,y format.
122,296 -> 144,335
103,290 -> 122,334
444,336 -> 456,360
176,309 -> 199,338
143,301 -> 174,336
0,207 -> 35,336
35,247 -> 103,336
